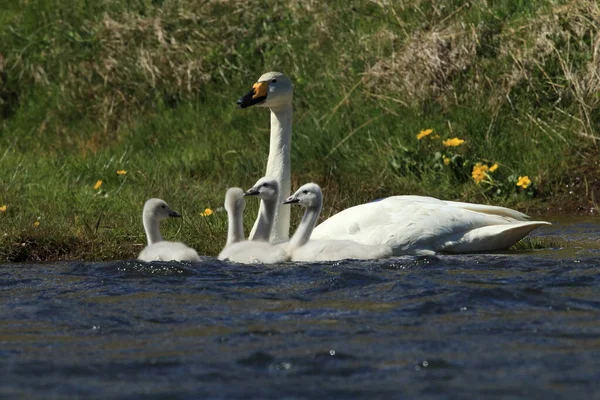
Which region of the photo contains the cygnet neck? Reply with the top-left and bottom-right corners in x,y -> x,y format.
288,198 -> 322,251
252,196 -> 278,242
143,212 -> 163,246
226,202 -> 245,246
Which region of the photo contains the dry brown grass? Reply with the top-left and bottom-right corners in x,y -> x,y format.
363,24 -> 479,105
360,0 -> 599,143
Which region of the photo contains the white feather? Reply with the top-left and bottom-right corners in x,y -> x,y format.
218,179 -> 288,264
284,183 -> 392,262
138,198 -> 200,262
238,71 -> 550,253
310,196 -> 550,255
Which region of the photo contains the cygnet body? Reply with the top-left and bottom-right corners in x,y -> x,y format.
284,183 -> 392,262
138,198 -> 200,262
218,178 -> 288,264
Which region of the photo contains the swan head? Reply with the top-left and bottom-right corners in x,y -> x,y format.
283,183 -> 322,208
237,72 -> 293,110
224,187 -> 246,214
244,176 -> 279,201
143,198 -> 182,221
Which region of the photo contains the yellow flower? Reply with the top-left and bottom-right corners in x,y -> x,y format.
516,176 -> 531,189
0,205 -> 7,212
116,170 -> 127,175
471,162 -> 489,184
93,180 -> 103,190
442,137 -> 465,147
443,156 -> 451,165
489,163 -> 499,172
34,221 -> 40,228
416,129 -> 434,140
200,208 -> 213,217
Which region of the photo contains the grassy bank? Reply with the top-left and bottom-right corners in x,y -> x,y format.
1,0 -> 599,262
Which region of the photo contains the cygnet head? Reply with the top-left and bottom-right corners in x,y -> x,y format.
143,198 -> 182,221
283,183 -> 322,209
244,176 -> 279,201
237,72 -> 293,110
224,187 -> 246,214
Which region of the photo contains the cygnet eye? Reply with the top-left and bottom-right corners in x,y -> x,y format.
271,78 -> 277,83
161,205 -> 166,209
302,190 -> 308,195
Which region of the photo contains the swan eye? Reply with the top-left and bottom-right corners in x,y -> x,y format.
271,78 -> 277,83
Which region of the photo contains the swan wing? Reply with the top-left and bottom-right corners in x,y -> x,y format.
442,201 -> 530,220
438,221 -> 551,253
373,195 -> 531,220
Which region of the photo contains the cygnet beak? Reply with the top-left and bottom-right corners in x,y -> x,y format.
283,195 -> 299,204
244,188 -> 260,197
169,211 -> 182,218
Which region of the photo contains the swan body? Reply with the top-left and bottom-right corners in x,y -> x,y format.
310,196 -> 550,255
238,71 -> 550,253
218,178 -> 288,264
284,183 -> 392,262
138,198 -> 200,262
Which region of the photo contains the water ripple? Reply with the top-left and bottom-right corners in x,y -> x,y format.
1,240 -> 600,398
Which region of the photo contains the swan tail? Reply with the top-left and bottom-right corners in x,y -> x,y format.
440,221 -> 551,253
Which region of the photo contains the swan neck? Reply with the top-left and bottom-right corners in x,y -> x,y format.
226,206 -> 245,246
143,214 -> 163,245
252,197 -> 277,242
289,202 -> 322,251
250,103 -> 293,242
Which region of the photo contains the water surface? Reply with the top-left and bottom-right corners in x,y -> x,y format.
1,220 -> 599,399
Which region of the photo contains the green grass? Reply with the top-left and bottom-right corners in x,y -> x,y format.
1,0 -> 599,261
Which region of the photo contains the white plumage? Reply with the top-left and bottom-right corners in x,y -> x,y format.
284,183 -> 392,262
138,198 -> 200,262
138,241 -> 201,262
237,71 -> 550,254
310,196 -> 550,255
218,178 -> 288,264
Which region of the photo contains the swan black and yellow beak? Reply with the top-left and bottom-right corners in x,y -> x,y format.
283,196 -> 299,204
169,211 -> 182,218
237,81 -> 268,109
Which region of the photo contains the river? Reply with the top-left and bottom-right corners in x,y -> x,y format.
1,219 -> 599,398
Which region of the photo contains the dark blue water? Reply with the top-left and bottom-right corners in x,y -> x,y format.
1,221 -> 599,399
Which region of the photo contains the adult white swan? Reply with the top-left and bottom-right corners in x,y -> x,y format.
283,183 -> 393,261
237,72 -> 550,254
138,198 -> 200,262
238,72 -> 293,243
218,178 -> 288,264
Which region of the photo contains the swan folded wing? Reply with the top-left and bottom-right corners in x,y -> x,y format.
138,241 -> 200,262
441,201 -> 530,221
436,221 -> 551,253
311,199 -> 549,255
369,195 -> 530,220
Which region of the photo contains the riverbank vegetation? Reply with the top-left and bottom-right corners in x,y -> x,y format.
1,0 -> 599,261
